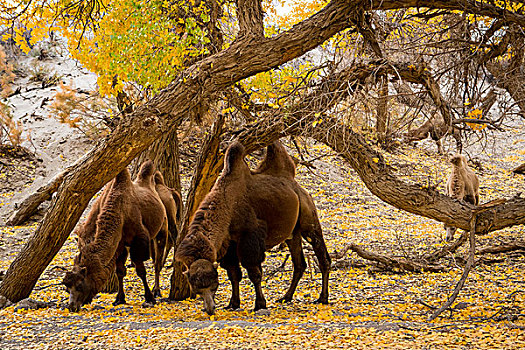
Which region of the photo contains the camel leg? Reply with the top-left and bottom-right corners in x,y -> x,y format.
129,231 -> 155,304
245,265 -> 266,311
163,231 -> 175,268
277,232 -> 306,303
134,260 -> 156,304
153,229 -> 168,298
113,249 -> 128,306
221,244 -> 242,310
304,228 -> 331,304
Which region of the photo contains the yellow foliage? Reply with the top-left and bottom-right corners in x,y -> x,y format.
466,108 -> 486,131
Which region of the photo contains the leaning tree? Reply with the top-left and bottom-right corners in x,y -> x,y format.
1,0 -> 525,303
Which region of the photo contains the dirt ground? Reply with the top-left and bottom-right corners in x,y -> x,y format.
0,48 -> 524,349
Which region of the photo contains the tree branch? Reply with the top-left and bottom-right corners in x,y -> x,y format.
236,0 -> 264,38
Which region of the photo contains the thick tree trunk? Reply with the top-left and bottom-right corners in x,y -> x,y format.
1,0 -> 524,303
169,115 -> 225,300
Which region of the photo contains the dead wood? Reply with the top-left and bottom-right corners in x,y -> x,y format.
422,231 -> 468,262
348,243 -> 446,273
7,170 -> 67,226
512,163 -> 525,175
428,217 -> 477,321
477,241 -> 525,255
427,200 -> 504,321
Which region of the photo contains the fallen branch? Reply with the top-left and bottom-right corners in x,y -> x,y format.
477,241 -> 525,255
6,171 -> 66,226
423,230 -> 468,262
6,152 -> 91,226
349,243 -> 446,273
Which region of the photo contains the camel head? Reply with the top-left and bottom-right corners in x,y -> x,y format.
445,225 -> 457,242
184,259 -> 219,315
62,265 -> 96,312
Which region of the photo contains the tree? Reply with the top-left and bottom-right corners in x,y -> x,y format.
2,0 -> 525,303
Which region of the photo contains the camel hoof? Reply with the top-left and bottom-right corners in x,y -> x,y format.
276,296 -> 292,304
226,301 -> 241,310
314,297 -> 329,305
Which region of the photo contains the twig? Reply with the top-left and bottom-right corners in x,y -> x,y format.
416,298 -> 437,310
264,254 -> 290,280
428,215 -> 477,321
349,243 -> 446,273
423,230 -> 468,262
33,282 -> 62,291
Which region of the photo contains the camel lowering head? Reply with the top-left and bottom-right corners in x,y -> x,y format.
62,265 -> 96,312
184,259 -> 219,315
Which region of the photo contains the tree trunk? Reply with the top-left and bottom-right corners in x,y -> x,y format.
132,128 -> 182,192
376,75 -> 389,142
169,114 -> 225,300
1,0 -> 524,303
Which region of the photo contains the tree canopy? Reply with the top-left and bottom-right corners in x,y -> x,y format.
1,0 -> 525,305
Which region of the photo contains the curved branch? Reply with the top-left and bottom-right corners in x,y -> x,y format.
3,0 -> 525,304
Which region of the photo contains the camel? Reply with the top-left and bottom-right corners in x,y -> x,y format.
444,154 -> 480,241
175,140 -> 331,315
152,171 -> 183,296
62,161 -> 169,311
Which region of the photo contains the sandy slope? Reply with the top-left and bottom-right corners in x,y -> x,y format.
0,48 -> 96,224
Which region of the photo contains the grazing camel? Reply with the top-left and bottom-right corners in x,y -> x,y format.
175,141 -> 331,315
63,161 -> 169,311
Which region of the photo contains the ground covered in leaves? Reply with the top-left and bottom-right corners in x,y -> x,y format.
0,132 -> 524,348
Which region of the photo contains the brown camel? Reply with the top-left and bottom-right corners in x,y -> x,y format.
444,154 -> 480,241
62,161 -> 169,311
152,171 -> 183,296
175,141 -> 331,315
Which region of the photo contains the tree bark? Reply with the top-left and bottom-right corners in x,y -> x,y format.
2,0 -> 525,302
6,172 -> 63,226
169,114 -> 225,300
376,75 -> 389,141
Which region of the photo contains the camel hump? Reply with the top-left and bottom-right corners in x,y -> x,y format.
267,140 -> 296,177
154,171 -> 165,185
137,160 -> 156,182
223,141 -> 246,175
114,167 -> 132,186
253,140 -> 296,178
449,154 -> 465,167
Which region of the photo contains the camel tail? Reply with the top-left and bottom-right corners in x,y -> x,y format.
172,189 -> 183,224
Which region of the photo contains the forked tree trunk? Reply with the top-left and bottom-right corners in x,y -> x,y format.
1,0 -> 524,303
169,114 -> 225,300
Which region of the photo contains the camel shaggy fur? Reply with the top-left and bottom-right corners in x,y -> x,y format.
175,140 -> 331,315
444,154 -> 480,240
152,171 -> 183,296
63,161 -> 169,311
